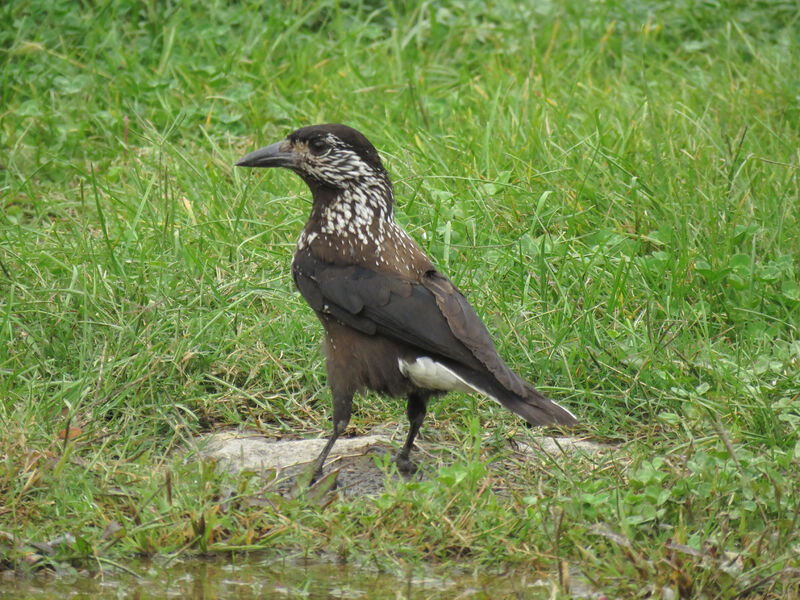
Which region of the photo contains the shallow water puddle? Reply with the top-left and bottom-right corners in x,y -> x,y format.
0,555 -> 574,599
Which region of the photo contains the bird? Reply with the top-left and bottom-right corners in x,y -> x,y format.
235,124 -> 577,480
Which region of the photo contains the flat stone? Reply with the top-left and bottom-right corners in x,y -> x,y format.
514,436 -> 611,457
189,430 -> 609,474
186,429 -> 610,498
190,429 -> 392,474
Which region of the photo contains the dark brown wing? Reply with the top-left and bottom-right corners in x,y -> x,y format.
292,248 -> 526,396
421,271 -> 527,397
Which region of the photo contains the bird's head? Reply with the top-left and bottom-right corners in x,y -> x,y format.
236,124 -> 390,192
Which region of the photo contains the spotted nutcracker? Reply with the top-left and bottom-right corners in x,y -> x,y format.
236,124 -> 577,480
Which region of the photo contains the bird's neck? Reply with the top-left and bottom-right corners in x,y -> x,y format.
296,180 -> 432,277
308,178 -> 395,236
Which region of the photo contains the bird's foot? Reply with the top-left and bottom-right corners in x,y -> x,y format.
290,466 -> 339,499
395,454 -> 419,475
294,464 -> 327,489
311,468 -> 339,493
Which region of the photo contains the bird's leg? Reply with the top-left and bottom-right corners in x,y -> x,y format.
396,392 -> 429,474
310,390 -> 353,482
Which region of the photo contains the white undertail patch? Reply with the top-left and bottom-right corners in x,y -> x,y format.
398,357 -> 494,399
397,357 -> 577,420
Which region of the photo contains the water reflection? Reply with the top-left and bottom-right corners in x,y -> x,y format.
0,555 -> 556,599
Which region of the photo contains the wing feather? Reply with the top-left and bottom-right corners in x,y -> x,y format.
421,271 -> 527,397
292,249 -> 527,395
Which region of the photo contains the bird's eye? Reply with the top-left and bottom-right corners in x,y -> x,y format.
309,138 -> 328,155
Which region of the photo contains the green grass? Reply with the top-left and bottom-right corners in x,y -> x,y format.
2,0 -> 800,597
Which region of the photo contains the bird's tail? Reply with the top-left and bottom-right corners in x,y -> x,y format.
448,363 -> 578,426
504,383 -> 578,426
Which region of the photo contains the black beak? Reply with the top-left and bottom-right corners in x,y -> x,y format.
235,140 -> 298,169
